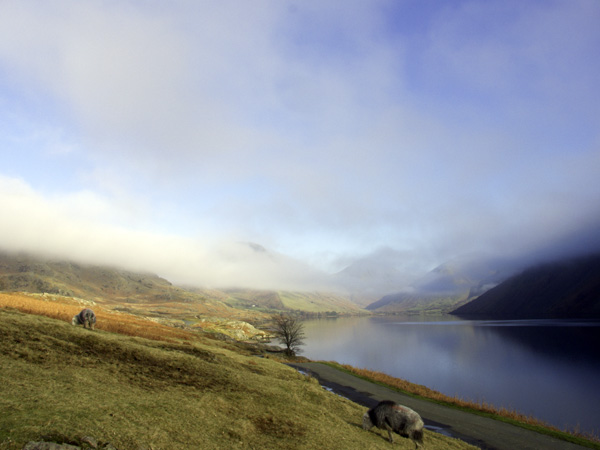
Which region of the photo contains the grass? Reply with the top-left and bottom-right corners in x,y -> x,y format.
372,293 -> 470,315
0,292 -> 196,342
0,293 -> 477,450
277,291 -> 362,314
324,362 -> 600,449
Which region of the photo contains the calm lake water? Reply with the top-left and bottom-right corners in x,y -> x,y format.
301,315 -> 600,435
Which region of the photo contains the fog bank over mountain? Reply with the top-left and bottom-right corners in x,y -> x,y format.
1,2 -> 599,295
1,178 -> 599,296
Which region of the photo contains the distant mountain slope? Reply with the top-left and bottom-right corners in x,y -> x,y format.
451,253 -> 600,318
332,247 -> 423,304
222,289 -> 362,314
0,251 -> 227,305
366,292 -> 471,314
223,289 -> 287,310
366,255 -> 516,314
278,291 -> 363,314
0,252 -> 363,315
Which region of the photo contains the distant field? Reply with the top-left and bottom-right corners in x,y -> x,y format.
278,291 -> 363,313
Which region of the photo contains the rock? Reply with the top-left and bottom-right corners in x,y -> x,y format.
192,317 -> 271,341
23,442 -> 81,450
80,436 -> 98,448
22,438 -> 118,450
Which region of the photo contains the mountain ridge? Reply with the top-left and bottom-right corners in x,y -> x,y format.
451,252 -> 600,318
0,251 -> 363,316
365,255 -> 518,314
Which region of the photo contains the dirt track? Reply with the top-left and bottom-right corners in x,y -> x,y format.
289,362 -> 589,450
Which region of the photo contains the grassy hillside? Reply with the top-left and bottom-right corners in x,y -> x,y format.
0,295 -> 476,450
366,292 -> 471,315
221,289 -> 363,315
0,252 -> 238,309
0,252 -> 365,316
223,289 -> 287,310
278,291 -> 364,314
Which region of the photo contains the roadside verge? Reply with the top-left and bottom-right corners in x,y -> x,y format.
289,362 -> 592,450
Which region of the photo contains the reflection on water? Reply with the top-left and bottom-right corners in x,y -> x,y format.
301,315 -> 600,435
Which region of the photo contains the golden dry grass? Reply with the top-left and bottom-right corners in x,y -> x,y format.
0,292 -> 196,342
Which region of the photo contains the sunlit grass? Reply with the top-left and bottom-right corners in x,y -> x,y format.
0,296 -> 478,450
4,291 -> 598,448
278,291 -> 361,313
0,292 -> 195,342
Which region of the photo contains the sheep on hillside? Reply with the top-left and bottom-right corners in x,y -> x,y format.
72,308 -> 96,330
362,400 -> 424,448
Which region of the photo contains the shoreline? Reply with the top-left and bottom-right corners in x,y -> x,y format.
299,314 -> 600,440
287,361 -> 600,450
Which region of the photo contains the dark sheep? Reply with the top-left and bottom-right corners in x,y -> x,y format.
72,308 -> 96,330
362,400 -> 424,448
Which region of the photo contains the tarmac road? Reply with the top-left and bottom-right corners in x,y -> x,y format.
289,362 -> 589,450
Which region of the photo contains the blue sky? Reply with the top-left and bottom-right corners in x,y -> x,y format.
1,0 -> 599,291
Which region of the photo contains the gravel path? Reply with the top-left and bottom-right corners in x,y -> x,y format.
289,362 -> 590,450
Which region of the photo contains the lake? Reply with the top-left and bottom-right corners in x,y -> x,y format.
301,315 -> 600,436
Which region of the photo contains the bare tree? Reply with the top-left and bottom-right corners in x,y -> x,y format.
272,313 -> 305,356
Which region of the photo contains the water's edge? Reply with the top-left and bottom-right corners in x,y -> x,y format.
301,315 -> 600,436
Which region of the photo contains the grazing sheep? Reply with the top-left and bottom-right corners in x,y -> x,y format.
72,308 -> 96,330
362,400 -> 424,448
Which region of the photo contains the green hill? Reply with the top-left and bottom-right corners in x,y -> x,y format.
0,252 -> 232,307
0,252 -> 364,316
366,292 -> 471,315
0,308 -> 474,450
222,289 -> 363,315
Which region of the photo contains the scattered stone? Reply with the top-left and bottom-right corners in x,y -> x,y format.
22,439 -> 118,450
80,436 -> 98,448
263,345 -> 286,353
23,442 -> 81,450
191,317 -> 271,341
100,444 -> 117,450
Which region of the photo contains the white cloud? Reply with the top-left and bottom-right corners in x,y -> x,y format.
0,175 -> 332,290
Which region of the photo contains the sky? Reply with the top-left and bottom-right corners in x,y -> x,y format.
1,0 -> 599,292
